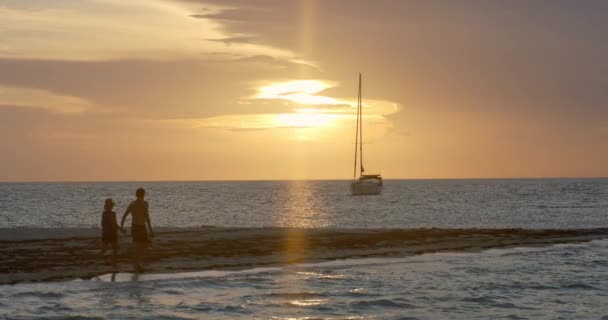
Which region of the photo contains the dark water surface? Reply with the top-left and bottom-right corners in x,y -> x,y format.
1,239 -> 607,319
1,179 -> 607,229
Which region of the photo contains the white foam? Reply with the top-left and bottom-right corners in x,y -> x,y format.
93,266 -> 283,283
91,255 -> 432,283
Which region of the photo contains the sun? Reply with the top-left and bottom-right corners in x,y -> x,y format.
276,113 -> 338,128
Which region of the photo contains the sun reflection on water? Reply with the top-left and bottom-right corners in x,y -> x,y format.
288,299 -> 327,306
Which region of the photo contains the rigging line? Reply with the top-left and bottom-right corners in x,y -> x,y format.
359,72 -> 364,175
353,73 -> 360,180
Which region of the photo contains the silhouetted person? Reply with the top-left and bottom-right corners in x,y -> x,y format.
121,188 -> 154,272
101,198 -> 119,269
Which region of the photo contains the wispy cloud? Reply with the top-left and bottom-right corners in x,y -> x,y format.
0,0 -> 298,62
0,86 -> 95,113
255,80 -> 342,105
250,79 -> 399,118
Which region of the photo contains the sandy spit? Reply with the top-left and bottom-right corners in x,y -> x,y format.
1,227 -> 607,285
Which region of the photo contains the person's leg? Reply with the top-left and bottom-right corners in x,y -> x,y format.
111,241 -> 118,269
131,225 -> 148,272
101,242 -> 107,257
131,226 -> 139,271
134,243 -> 144,272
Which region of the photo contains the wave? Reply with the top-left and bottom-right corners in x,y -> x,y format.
93,266 -> 282,283
11,291 -> 65,299
350,299 -> 416,309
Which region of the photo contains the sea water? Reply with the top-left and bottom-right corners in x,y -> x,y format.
1,179 -> 608,319
1,239 -> 607,319
1,179 -> 607,229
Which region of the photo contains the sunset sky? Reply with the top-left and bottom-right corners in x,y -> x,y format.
1,0 -> 607,181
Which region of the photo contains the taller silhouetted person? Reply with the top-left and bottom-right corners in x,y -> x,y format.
121,187 -> 154,272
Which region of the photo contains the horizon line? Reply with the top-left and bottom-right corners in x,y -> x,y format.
1,176 -> 607,184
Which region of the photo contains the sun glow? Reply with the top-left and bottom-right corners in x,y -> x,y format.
256,80 -> 344,105
251,80 -> 352,129
176,79 -> 398,136
276,112 -> 341,128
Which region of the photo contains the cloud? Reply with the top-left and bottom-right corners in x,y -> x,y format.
0,86 -> 95,113
145,77 -> 398,132
0,57 -> 316,118
0,0 -> 297,62
250,79 -> 399,117
207,35 -> 257,45
186,0 -> 608,126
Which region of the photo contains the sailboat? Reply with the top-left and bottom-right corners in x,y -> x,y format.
351,73 -> 383,195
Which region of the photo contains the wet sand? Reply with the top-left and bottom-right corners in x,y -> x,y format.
1,227 -> 607,285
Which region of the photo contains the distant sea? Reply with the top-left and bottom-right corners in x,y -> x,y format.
1,179 -> 607,229
1,179 -> 607,319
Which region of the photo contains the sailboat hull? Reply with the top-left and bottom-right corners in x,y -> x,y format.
351,179 -> 383,195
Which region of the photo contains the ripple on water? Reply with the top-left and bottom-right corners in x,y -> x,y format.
159,288 -> 186,295
563,282 -> 598,290
218,304 -> 254,314
12,291 -> 65,299
344,288 -> 382,298
37,303 -> 73,313
503,281 -> 558,291
295,270 -> 348,277
26,317 -> 104,320
142,316 -> 196,320
192,302 -> 252,315
264,291 -> 328,299
461,295 -> 498,305
349,298 -> 416,310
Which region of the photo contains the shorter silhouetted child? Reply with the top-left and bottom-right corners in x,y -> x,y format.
101,198 -> 120,269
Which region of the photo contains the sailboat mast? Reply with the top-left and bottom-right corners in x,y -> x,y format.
359,73 -> 364,177
353,74 -> 360,180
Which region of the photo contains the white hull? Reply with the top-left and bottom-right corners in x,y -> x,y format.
351,180 -> 383,195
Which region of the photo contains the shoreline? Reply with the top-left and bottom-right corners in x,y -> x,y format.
1,227 -> 607,285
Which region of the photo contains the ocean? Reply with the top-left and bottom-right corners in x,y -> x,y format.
1,179 -> 607,229
1,179 -> 607,319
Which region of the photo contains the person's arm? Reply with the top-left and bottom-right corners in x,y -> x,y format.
120,204 -> 131,231
113,212 -> 120,230
145,202 -> 154,237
